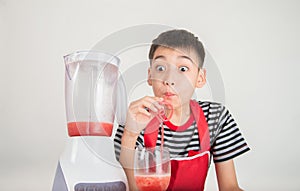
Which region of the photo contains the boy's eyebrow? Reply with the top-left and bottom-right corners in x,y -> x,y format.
153,55 -> 166,60
179,55 -> 195,65
153,55 -> 195,64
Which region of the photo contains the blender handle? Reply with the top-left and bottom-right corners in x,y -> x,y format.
64,55 -> 72,80
65,64 -> 72,80
116,76 -> 128,125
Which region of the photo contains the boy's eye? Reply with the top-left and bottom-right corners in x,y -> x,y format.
156,65 -> 166,72
179,66 -> 189,72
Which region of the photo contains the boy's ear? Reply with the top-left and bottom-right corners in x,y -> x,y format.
196,68 -> 206,88
147,68 -> 152,86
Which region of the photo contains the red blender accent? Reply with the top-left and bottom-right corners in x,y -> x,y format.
52,51 -> 128,191
67,122 -> 113,136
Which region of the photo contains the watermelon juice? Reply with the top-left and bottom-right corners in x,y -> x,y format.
135,174 -> 170,191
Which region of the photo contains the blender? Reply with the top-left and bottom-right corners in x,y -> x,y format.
52,51 -> 128,191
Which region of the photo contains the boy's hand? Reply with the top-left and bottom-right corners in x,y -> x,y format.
124,96 -> 164,135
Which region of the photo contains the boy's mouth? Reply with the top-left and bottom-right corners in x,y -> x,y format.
164,92 -> 176,97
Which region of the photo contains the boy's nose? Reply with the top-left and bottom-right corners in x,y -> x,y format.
163,80 -> 175,86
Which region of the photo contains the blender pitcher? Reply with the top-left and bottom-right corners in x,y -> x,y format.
65,51 -> 119,136
52,51 -> 128,191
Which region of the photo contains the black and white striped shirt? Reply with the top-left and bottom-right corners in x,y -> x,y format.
114,101 -> 250,163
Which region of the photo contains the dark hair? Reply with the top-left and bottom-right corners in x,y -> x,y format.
148,29 -> 205,68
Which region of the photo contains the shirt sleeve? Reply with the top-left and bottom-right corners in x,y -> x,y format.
212,105 -> 250,163
113,124 -> 145,161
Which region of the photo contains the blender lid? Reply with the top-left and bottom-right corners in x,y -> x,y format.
64,50 -> 120,67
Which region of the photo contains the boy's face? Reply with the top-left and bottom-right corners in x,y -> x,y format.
148,46 -> 206,109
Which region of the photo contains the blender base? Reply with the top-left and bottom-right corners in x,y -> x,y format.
52,136 -> 128,191
52,162 -> 68,191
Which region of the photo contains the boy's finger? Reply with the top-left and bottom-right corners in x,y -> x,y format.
131,103 -> 155,115
144,96 -> 164,103
131,98 -> 158,112
141,100 -> 159,113
138,107 -> 151,117
152,101 -> 164,111
143,97 -> 164,111
130,96 -> 164,113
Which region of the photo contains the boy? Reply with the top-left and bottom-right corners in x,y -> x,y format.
114,29 -> 250,191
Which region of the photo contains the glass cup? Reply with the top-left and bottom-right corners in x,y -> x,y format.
134,146 -> 171,191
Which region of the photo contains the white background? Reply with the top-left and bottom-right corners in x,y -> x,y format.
1,0 -> 299,190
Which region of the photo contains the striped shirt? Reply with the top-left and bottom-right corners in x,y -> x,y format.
114,101 -> 250,163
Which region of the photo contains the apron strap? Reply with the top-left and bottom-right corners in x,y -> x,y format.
144,117 -> 160,148
190,100 -> 210,151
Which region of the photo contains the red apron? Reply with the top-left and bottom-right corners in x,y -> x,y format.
144,100 -> 210,191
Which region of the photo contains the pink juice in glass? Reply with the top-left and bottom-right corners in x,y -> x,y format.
135,174 -> 170,191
